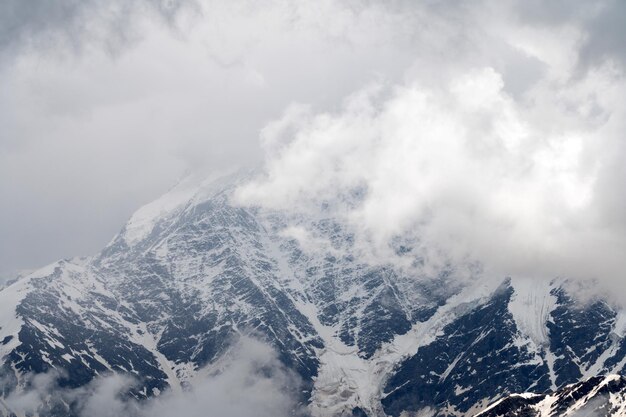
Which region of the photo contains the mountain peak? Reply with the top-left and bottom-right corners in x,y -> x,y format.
1,169 -> 626,417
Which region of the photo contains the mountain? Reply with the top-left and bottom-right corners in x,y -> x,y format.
475,375 -> 626,416
1,172 -> 626,417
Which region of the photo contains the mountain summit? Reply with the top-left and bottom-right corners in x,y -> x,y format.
1,172 -> 625,417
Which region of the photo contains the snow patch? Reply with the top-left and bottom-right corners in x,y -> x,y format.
310,277 -> 500,417
122,169 -> 247,246
123,178 -> 199,246
0,277 -> 30,360
0,261 -> 64,360
614,311 -> 626,338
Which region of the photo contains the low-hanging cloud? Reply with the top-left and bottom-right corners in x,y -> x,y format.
0,337 -> 299,417
0,0 -> 449,279
234,2 -> 626,300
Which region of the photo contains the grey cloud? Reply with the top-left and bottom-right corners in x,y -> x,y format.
513,0 -> 626,72
0,0 -> 427,277
579,0 -> 626,69
0,337 -> 299,417
234,1 -> 626,302
0,0 -> 195,63
2,0 -> 626,294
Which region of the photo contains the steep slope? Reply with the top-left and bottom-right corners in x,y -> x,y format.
476,375 -> 626,417
1,172 -> 625,417
381,279 -> 626,417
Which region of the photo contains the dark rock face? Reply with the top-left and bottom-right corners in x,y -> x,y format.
476,375 -> 626,417
380,279 -> 626,417
382,282 -> 551,416
547,288 -> 618,387
11,284 -> 169,393
1,174 -> 625,417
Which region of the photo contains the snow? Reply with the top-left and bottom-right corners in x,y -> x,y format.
475,393 -> 541,416
478,375 -> 626,416
454,384 -> 471,396
123,177 -> 199,246
507,277 -> 557,349
0,276 -> 30,360
544,349 -> 558,390
309,276 -> 501,417
0,261 -> 66,360
583,337 -> 620,378
614,311 -> 626,338
122,169 -> 245,246
3,170 -> 626,417
129,323 -> 183,394
537,375 -> 622,416
85,342 -> 113,371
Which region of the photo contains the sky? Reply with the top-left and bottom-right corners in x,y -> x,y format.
1,0 -> 626,295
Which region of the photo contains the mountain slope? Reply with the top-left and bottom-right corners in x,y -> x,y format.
1,172 -> 626,417
476,375 -> 626,417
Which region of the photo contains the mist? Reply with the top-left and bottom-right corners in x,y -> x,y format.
1,1 -> 626,296
0,337 -> 299,417
233,0 -> 626,300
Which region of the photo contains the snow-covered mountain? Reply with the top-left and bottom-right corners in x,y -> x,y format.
1,172 -> 626,417
476,375 -> 626,416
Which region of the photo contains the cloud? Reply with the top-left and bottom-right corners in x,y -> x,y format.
512,0 -> 626,71
0,0 -> 449,278
1,371 -> 61,415
234,2 -> 626,300
140,337 -> 301,417
1,0 -> 626,291
0,337 -> 299,417
0,0 -> 196,64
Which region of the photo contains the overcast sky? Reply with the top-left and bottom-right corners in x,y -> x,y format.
2,0 -> 626,294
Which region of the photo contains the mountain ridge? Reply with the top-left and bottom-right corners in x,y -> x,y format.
1,172 -> 626,417
475,374 -> 626,416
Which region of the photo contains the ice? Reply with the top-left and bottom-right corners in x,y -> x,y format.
507,277 -> 557,348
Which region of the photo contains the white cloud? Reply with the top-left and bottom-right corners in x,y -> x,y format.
1,0 -> 626,298
234,4 -> 626,300
0,337 -> 298,417
140,337 -> 300,417
0,0 -> 426,276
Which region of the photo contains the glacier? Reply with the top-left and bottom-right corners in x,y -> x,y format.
1,172 -> 625,417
